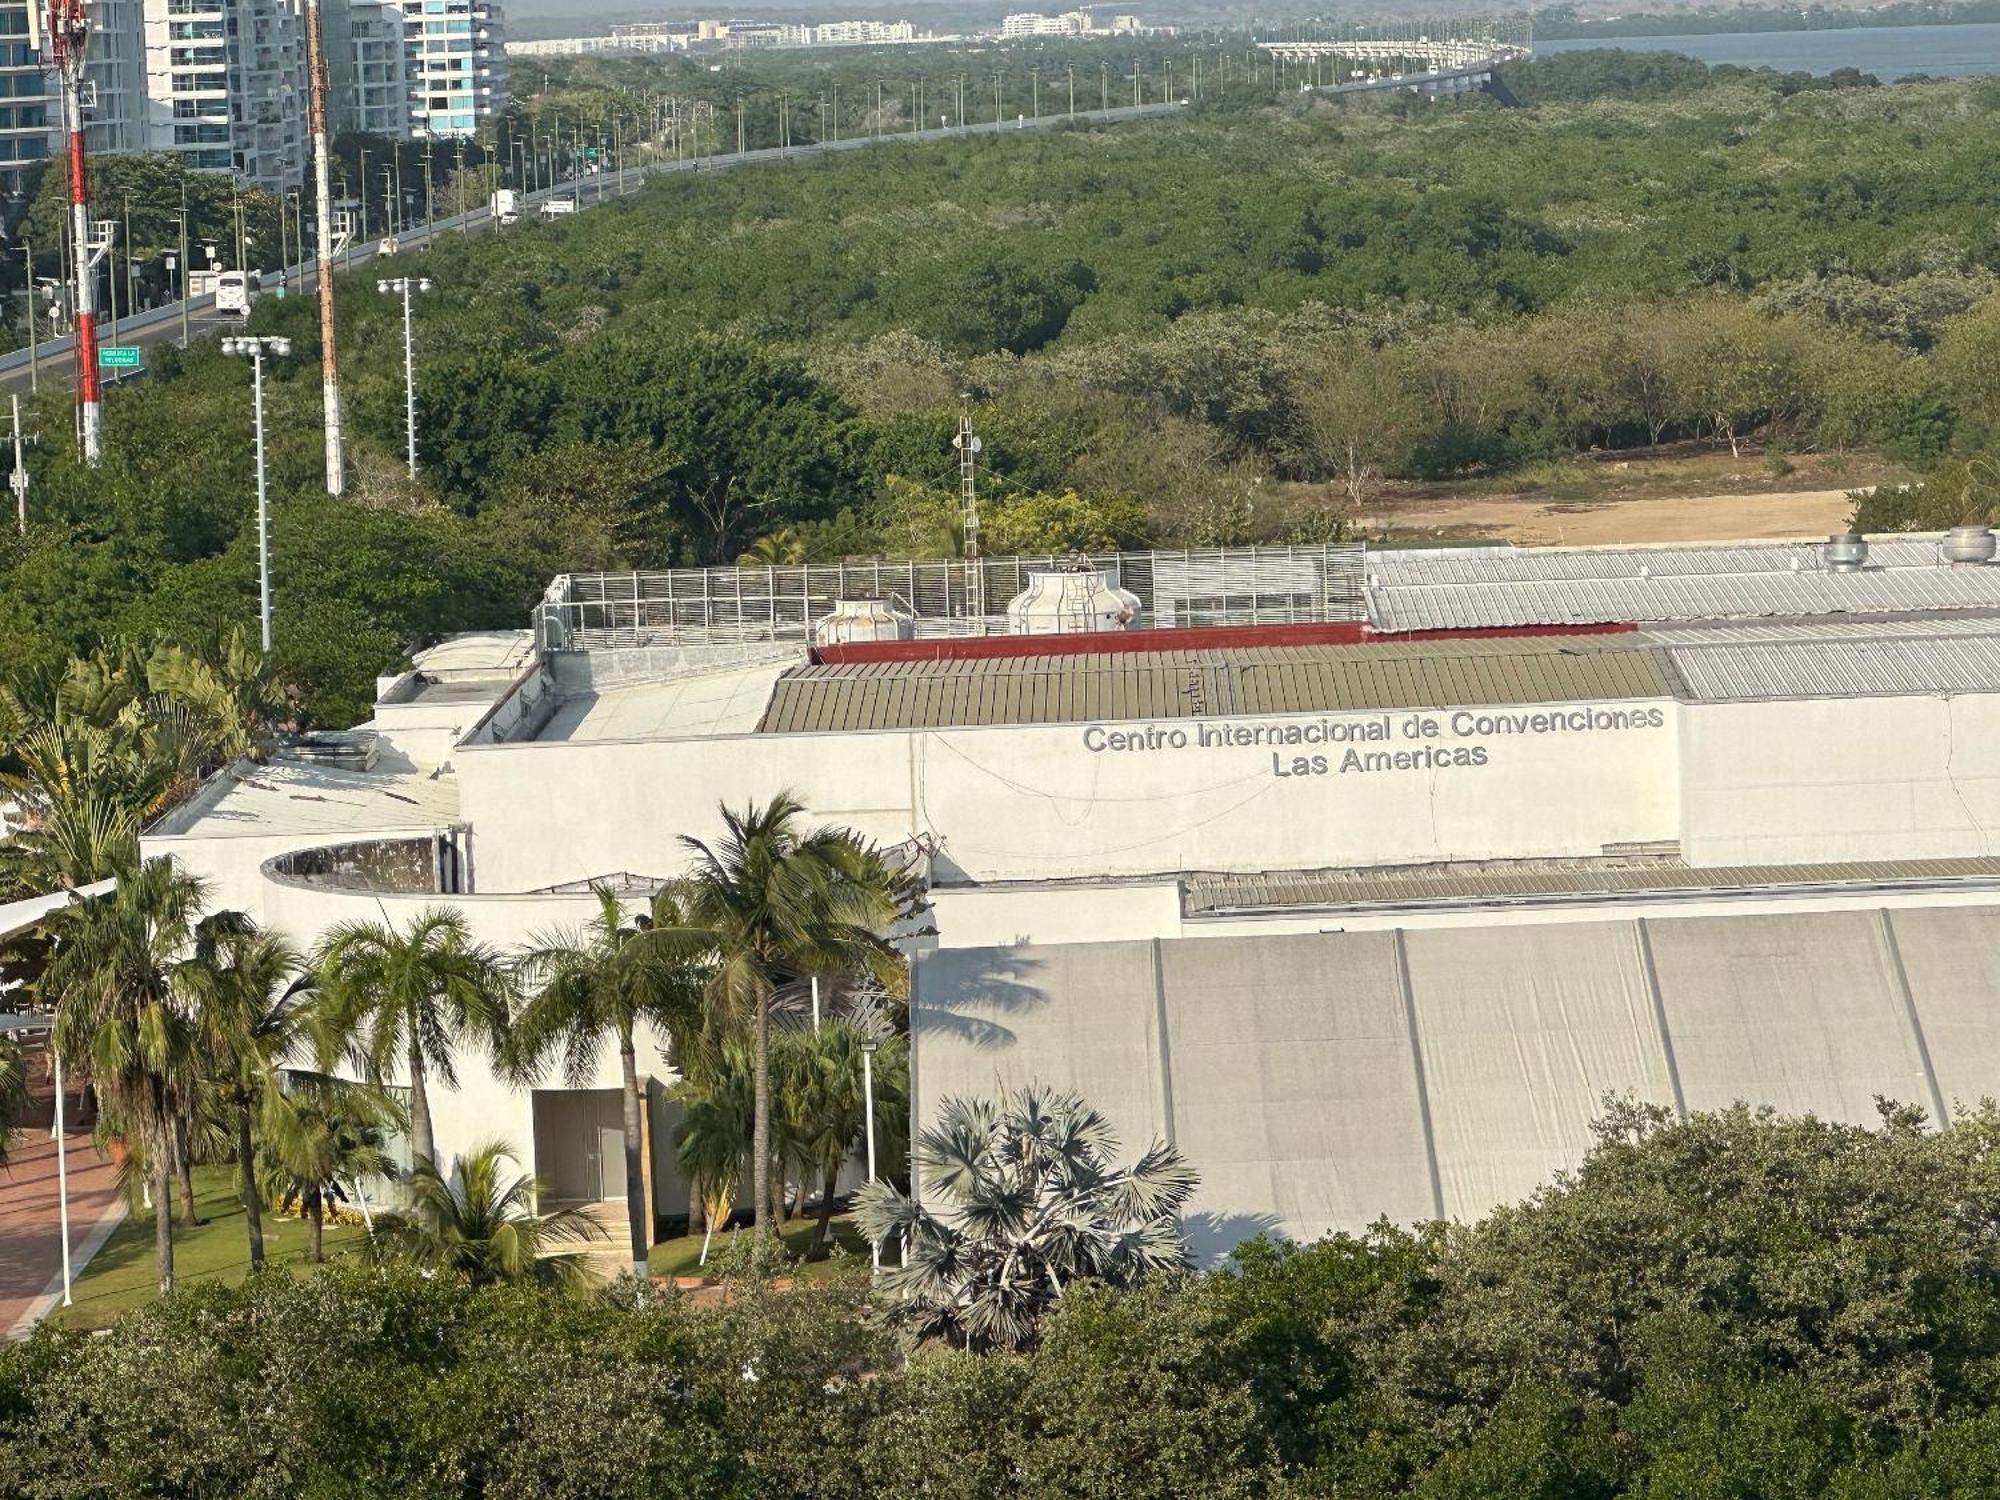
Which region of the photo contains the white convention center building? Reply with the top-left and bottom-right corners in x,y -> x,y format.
142,529 -> 2000,1255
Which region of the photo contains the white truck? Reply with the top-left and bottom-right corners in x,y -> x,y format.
542,194 -> 577,221
489,188 -> 521,226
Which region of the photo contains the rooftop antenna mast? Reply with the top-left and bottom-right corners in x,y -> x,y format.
44,0 -> 104,466
304,0 -> 344,494
952,396 -> 983,621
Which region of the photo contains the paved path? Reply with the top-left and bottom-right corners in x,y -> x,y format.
0,1090 -> 125,1339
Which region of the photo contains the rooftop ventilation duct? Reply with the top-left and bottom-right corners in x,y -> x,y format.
812,598 -> 915,646
1006,564 -> 1142,636
1942,525 -> 1998,566
1822,533 -> 1869,572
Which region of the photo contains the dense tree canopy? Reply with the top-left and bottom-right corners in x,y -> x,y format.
9,1101 -> 2000,1495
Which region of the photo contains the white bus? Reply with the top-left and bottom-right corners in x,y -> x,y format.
214,270 -> 258,318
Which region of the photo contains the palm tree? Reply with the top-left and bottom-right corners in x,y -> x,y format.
671,1039 -> 755,1267
42,859 -> 208,1295
510,882 -> 712,1279
679,793 -> 900,1254
775,1021 -> 908,1260
0,1032 -> 26,1168
185,917 -> 306,1268
313,908 -> 513,1168
258,1072 -> 402,1264
855,1082 -> 1199,1351
368,1139 -> 602,1289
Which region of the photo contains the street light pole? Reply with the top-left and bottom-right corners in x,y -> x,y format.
221,336 -> 291,653
860,1035 -> 879,1273
377,276 -> 431,480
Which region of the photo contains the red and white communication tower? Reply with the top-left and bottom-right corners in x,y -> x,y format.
44,0 -> 103,466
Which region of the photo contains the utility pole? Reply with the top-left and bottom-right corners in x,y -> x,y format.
222,337 -> 291,652
952,400 -> 983,622
377,276 -> 430,481
46,0 -> 101,465
305,0 -> 344,495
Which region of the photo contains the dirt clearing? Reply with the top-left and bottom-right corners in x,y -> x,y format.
1361,488 -> 1860,547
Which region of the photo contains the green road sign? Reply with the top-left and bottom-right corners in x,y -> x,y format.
98,345 -> 141,369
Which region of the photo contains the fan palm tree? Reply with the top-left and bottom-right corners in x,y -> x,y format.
0,1032 -> 27,1168
679,793 -> 900,1254
510,882 -> 712,1279
313,908 -> 513,1169
257,1072 -> 402,1264
185,917 -> 307,1268
855,1082 -> 1199,1351
41,859 -> 209,1295
368,1139 -> 602,1289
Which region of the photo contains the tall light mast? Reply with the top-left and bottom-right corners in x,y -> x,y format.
44,0 -> 100,466
952,400 -> 983,622
304,0 -> 344,494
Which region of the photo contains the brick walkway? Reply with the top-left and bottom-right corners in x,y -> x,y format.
1,1089 -> 125,1338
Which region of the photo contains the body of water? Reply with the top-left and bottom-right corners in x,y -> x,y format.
1540,21 -> 2000,78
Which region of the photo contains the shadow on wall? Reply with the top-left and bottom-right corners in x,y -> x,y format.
910,945 -> 1048,1050
1182,1209 -> 1286,1267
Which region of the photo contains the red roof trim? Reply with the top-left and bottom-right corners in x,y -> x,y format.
809,619 -> 1638,665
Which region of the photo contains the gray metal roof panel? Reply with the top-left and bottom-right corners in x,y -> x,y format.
1183,856 -> 2000,914
760,638 -> 1674,734
1668,633 -> 2000,701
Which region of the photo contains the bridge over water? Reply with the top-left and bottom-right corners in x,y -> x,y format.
1259,20 -> 1533,100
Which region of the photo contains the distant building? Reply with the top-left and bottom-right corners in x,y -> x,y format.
332,0 -> 414,141
1000,10 -> 1092,38
405,0 -> 505,139
0,0 -> 48,198
813,18 -> 917,44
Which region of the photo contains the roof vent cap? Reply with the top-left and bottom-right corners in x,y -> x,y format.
1943,525 -> 1997,566
1823,533 -> 1869,572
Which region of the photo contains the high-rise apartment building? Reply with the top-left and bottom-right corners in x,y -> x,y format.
0,0 -> 47,199
138,0 -> 305,190
404,0 -> 503,139
331,0 -> 412,139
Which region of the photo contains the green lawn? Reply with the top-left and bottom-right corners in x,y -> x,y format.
54,1164 -> 370,1332
648,1212 -> 876,1284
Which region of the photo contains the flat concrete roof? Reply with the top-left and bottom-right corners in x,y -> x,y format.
147,758 -> 460,841
534,661 -> 790,743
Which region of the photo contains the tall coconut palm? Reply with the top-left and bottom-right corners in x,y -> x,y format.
313,908 -> 513,1169
679,793 -> 900,1254
185,916 -> 306,1268
41,859 -> 208,1295
368,1139 -> 602,1290
0,1032 -> 26,1168
510,882 -> 712,1279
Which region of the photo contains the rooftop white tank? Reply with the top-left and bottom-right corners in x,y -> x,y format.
1006,565 -> 1142,636
812,598 -> 916,646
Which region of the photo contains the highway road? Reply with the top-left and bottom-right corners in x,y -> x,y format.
0,101 -> 1184,402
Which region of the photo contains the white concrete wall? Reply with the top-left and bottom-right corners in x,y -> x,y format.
457,698 -> 1683,892
261,875 -> 682,1188
1682,695 -> 2000,865
929,881 -> 1184,949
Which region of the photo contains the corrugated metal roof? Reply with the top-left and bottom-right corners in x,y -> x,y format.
1668,633 -> 2000,702
1183,856 -> 2000,913
1642,614 -> 2000,646
756,636 -> 1675,734
1364,537 -> 2000,632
